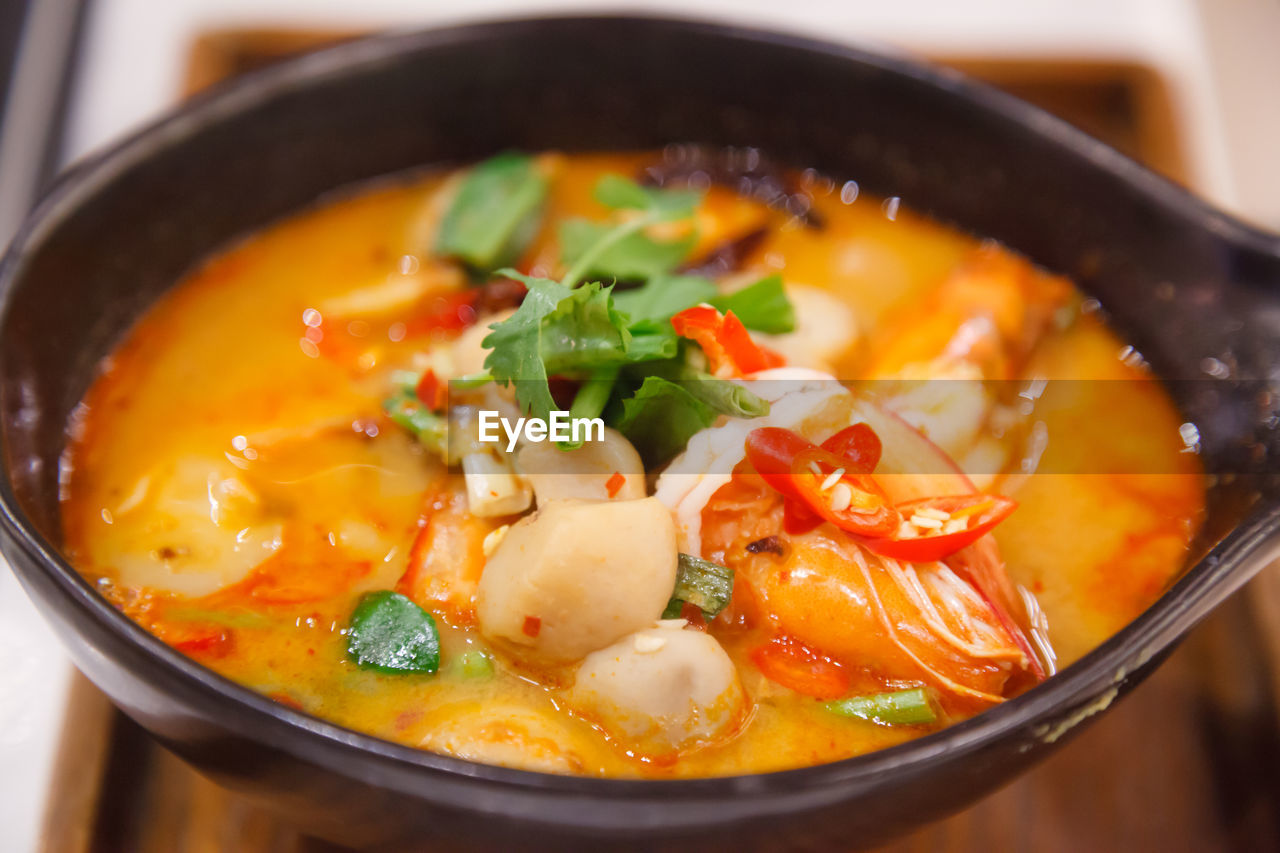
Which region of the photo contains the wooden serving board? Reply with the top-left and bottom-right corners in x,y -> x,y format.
36,28 -> 1280,852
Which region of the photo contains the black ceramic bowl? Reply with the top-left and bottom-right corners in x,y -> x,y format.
2,16 -> 1279,852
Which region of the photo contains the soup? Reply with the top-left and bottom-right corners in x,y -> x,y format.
60,150 -> 1203,777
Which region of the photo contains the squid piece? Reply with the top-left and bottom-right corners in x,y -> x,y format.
418,700 -> 593,775
570,620 -> 747,756
93,457 -> 283,598
475,498 -> 678,663
516,427 -> 646,504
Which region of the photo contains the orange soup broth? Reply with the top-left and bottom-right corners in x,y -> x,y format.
61,152 -> 1203,777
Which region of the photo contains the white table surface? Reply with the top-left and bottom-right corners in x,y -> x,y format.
3,1 -> 1270,851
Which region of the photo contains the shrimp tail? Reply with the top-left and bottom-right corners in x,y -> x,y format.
947,537 -> 1048,682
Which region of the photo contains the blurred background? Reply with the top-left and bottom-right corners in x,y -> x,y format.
1,1 -> 1278,851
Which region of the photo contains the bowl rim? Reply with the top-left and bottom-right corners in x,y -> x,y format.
2,12 -> 1280,828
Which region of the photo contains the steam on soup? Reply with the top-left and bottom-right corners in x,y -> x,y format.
61,150 -> 1203,777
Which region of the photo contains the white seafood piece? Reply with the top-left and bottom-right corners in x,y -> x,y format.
476,498 -> 678,663
571,621 -> 746,754
516,427 -> 646,505
96,457 -> 282,597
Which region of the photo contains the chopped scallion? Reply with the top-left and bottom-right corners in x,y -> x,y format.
383,392 -> 448,457
456,649 -> 495,678
663,553 -> 734,620
824,688 -> 938,725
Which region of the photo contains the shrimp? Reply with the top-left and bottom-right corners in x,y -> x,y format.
865,245 -> 1072,381
860,246 -> 1073,480
396,477 -> 505,625
701,467 -> 1045,711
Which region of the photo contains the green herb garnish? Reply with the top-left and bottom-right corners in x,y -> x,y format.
455,649 -> 496,679
382,391 -> 447,457
613,274 -> 718,330
709,274 -> 795,333
663,553 -> 735,620
397,172 -> 793,467
560,175 -> 701,288
346,591 -> 440,675
613,376 -> 717,465
824,688 -> 938,726
435,152 -> 549,273
559,220 -> 695,284
615,272 -> 793,334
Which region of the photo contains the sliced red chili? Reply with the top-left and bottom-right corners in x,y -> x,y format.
750,635 -> 851,699
864,495 -> 1017,562
782,497 -> 822,535
746,425 -> 894,537
791,448 -> 899,538
820,423 -> 882,471
415,369 -> 448,411
716,310 -> 784,374
744,427 -> 814,500
605,471 -> 626,498
671,305 -> 784,377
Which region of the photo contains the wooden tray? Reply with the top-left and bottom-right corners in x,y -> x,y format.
38,28 -> 1280,852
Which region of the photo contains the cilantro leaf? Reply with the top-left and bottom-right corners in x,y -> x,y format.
538,281 -> 633,375
613,274 -> 718,330
435,153 -> 548,273
560,176 -> 705,288
709,274 -> 795,334
481,273 -> 573,421
613,376 -> 718,466
558,219 -> 695,282
482,271 -> 676,422
593,174 -> 700,221
639,361 -> 770,419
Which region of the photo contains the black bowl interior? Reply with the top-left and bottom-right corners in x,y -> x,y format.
2,15 -> 1279,851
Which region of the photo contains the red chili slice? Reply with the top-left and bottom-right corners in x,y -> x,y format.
820,423 -> 882,471
865,495 -> 1017,562
782,497 -> 822,535
747,425 -> 892,536
671,305 -> 784,377
744,427 -> 814,500
790,448 -> 900,538
415,369 -> 448,411
749,635 -> 852,699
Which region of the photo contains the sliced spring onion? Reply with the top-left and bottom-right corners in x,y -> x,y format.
346,591 -> 440,675
824,688 -> 937,725
560,366 -> 619,450
663,553 -> 734,620
435,152 -> 549,272
383,392 -> 448,456
455,649 -> 495,678
451,371 -> 494,390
